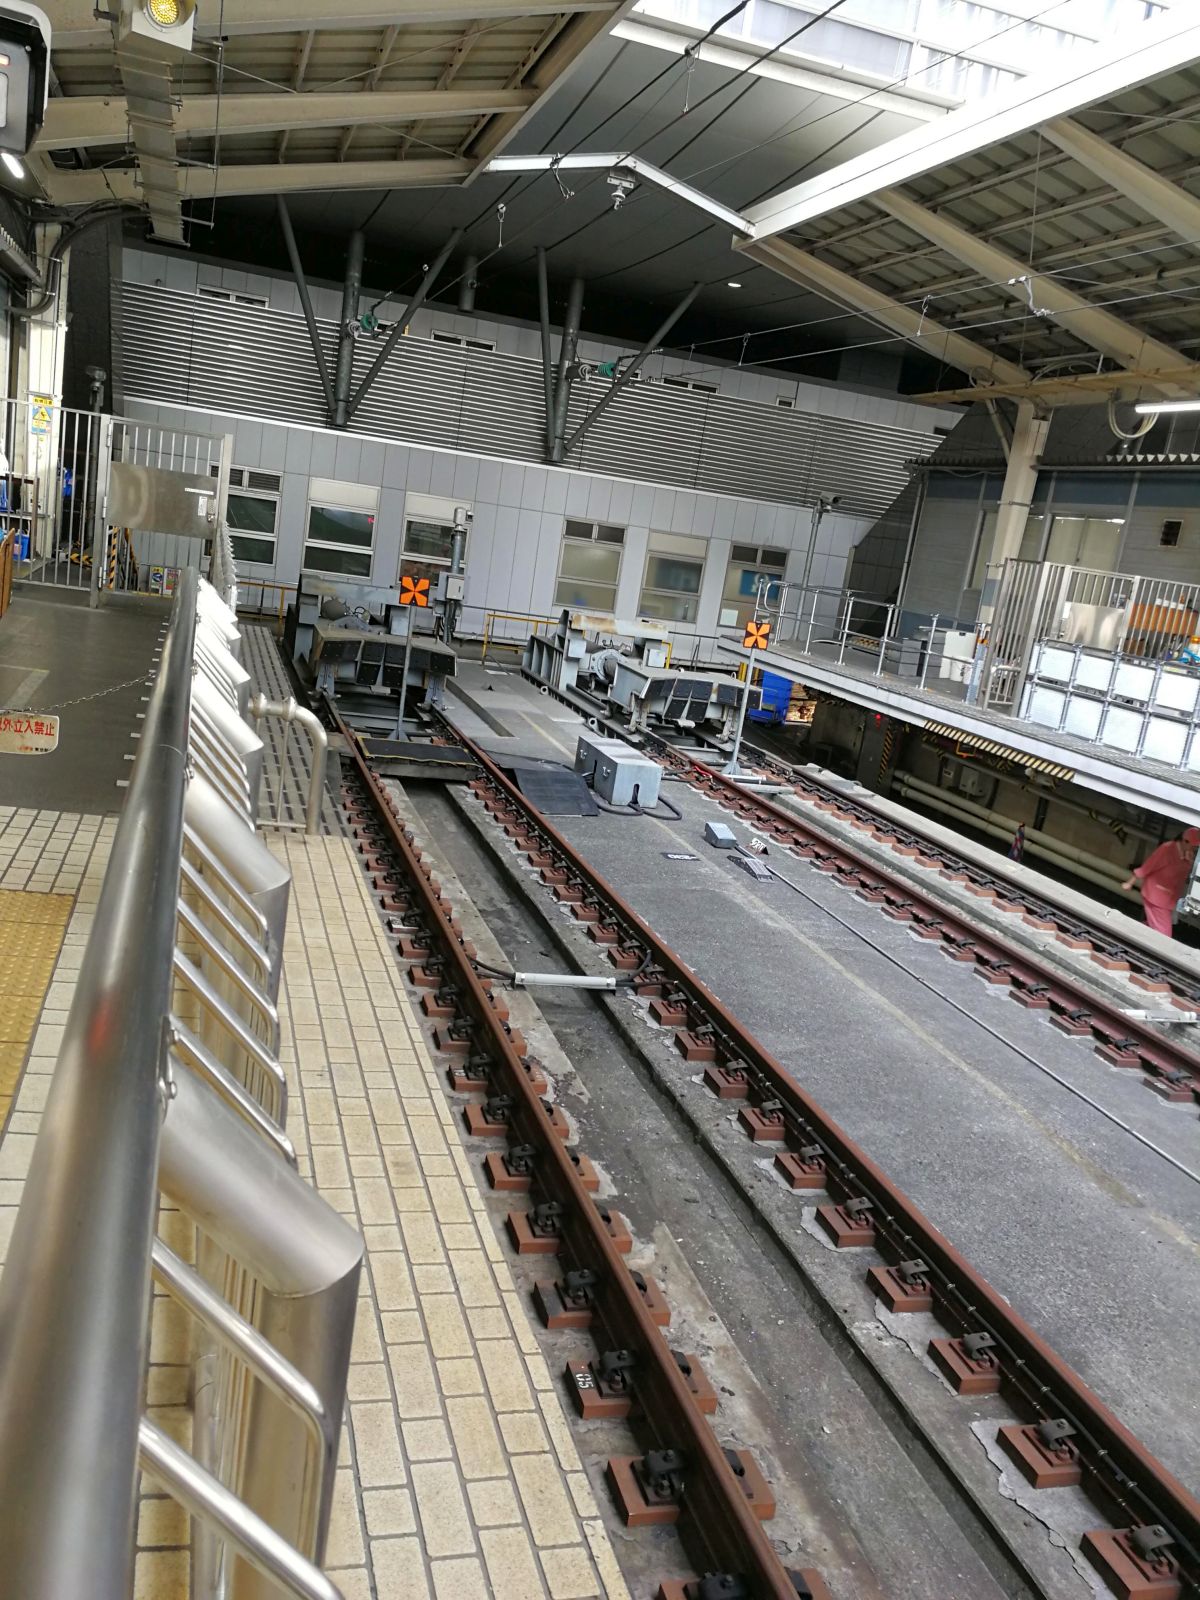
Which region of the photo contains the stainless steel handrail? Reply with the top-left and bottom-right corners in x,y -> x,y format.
0,568 -> 198,1598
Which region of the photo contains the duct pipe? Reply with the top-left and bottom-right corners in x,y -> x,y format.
458,255 -> 478,313
346,228 -> 463,421
561,280 -> 702,459
332,230 -> 365,429
276,197 -> 335,423
892,769 -> 1137,900
550,276 -> 585,464
536,247 -> 554,457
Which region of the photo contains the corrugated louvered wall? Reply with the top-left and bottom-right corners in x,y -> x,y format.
120,282 -> 938,517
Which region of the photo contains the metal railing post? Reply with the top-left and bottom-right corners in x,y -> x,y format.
921,613 -> 940,691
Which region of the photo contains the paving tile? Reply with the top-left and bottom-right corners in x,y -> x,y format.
513,1452 -> 584,1548
363,1487 -> 417,1538
371,1536 -> 432,1600
445,1395 -> 509,1480
422,1294 -> 474,1359
480,1525 -> 549,1600
351,1402 -> 407,1488
388,1341 -> 443,1420
402,1416 -> 454,1461
478,1338 -> 535,1413
411,1460 -> 477,1558
432,1555 -> 490,1600
540,1544 -> 604,1600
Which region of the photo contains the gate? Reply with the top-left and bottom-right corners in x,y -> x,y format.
3,395 -> 231,599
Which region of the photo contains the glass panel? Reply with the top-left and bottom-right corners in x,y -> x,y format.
760,548 -> 787,570
639,589 -> 699,624
231,533 -> 275,565
405,519 -> 454,562
308,504 -> 374,548
303,542 -> 372,577
731,543 -> 758,564
563,519 -> 594,541
596,525 -> 625,545
645,554 -> 702,594
555,577 -> 618,610
228,492 -> 277,535
560,542 -> 620,584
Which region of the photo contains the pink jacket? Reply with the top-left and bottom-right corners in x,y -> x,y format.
1134,839 -> 1196,908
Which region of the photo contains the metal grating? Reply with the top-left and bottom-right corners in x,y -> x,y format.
119,281 -> 942,516
511,764 -> 599,816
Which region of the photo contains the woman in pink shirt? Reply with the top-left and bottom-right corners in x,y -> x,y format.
1121,827 -> 1200,937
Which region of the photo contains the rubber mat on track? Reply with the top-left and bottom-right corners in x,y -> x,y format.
511,765 -> 598,816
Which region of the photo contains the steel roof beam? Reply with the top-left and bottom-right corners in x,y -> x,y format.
741,10 -> 1200,241
37,89 -> 538,151
740,236 -> 1029,389
876,188 -> 1189,387
54,0 -> 619,49
1043,116 -> 1200,247
43,158 -> 473,205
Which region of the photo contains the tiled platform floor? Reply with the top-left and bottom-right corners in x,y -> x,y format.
275,831 -> 629,1600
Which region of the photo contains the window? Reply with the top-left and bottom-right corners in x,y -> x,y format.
774,396 -> 795,410
220,466 -> 280,566
639,531 -> 706,625
302,477 -> 377,578
197,284 -> 270,308
400,493 -> 472,586
722,542 -> 787,628
661,376 -> 719,395
431,330 -> 496,352
555,520 -> 625,612
1045,515 -> 1124,571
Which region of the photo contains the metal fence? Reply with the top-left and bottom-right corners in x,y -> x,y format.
1,395 -> 232,603
981,559 -> 1200,713
0,564 -> 361,1599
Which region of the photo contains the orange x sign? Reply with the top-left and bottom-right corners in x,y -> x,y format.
743,619 -> 771,650
400,574 -> 430,607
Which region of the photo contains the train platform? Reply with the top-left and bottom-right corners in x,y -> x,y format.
726,634 -> 1200,828
437,668 -> 1200,1497
0,620 -> 632,1600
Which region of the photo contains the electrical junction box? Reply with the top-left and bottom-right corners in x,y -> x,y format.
574,733 -> 661,808
436,572 -> 465,602
704,821 -> 737,850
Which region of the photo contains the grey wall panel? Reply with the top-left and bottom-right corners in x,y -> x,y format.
120,281 -> 940,517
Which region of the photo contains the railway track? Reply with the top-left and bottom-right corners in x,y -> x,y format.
630,730 -> 1200,1112
331,696 -> 1198,1600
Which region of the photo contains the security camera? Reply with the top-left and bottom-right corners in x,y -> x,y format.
453,505 -> 474,525
0,4 -> 51,158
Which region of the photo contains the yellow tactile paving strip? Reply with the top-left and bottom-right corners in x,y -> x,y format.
0,889 -> 73,1126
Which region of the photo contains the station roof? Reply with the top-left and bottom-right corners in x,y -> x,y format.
26,2 -> 1200,396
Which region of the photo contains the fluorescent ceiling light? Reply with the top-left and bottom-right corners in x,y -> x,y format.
1133,398 -> 1200,414
485,152 -> 751,235
727,280 -> 742,288
1,152 -> 24,181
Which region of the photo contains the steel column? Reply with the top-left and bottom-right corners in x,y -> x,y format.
333,230 -> 365,429
345,228 -> 463,421
561,281 -> 701,459
978,401 -> 1049,626
277,197 -> 335,424
550,275 -> 585,464
536,246 -> 554,458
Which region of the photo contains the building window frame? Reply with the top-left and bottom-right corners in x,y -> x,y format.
639,530 -> 707,625
554,519 -> 626,612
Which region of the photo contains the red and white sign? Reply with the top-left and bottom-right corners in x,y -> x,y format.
0,712 -> 60,754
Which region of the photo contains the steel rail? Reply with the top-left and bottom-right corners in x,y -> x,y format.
640,733 -> 1200,1103
331,706 -> 804,1600
451,724 -> 1200,1591
686,730 -> 1200,1010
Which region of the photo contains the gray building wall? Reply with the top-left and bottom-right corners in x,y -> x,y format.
901,469 -> 1200,629
126,397 -> 873,642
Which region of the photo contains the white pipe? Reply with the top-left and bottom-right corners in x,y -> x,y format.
513,971 -> 619,990
249,695 -> 328,836
893,771 -> 1138,901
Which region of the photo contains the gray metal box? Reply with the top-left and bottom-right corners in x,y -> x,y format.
704,821 -> 737,849
574,733 -> 661,808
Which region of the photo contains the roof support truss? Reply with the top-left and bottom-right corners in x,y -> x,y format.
738,236 -> 1030,391
875,188 -> 1190,389
36,89 -> 539,151
1042,116 -> 1200,247
41,158 -> 472,206
741,10 -> 1200,241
